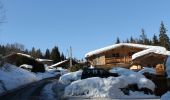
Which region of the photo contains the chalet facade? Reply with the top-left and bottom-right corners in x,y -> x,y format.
85,43 -> 170,70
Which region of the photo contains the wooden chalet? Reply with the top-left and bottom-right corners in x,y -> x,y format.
2,53 -> 45,72
85,43 -> 169,70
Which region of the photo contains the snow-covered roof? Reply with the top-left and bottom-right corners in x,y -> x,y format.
36,58 -> 53,62
132,47 -> 170,60
85,43 -> 163,58
49,60 -> 68,68
17,53 -> 32,58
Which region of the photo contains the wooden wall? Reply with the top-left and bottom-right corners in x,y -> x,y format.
87,46 -> 145,68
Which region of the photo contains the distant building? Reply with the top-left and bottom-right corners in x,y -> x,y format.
2,53 -> 45,72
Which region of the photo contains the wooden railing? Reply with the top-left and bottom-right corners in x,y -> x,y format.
105,57 -> 131,64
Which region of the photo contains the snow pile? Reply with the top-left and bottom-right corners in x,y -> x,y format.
138,67 -> 156,74
59,70 -> 82,86
110,68 -> 155,91
166,56 -> 170,78
65,77 -> 127,98
132,47 -> 168,60
64,68 -> 155,98
64,76 -> 155,98
85,43 -> 162,57
109,67 -> 136,76
0,63 -> 38,94
161,91 -> 170,100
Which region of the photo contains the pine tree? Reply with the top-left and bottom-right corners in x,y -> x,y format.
152,34 -> 159,46
60,52 -> 65,61
50,46 -> 61,63
44,48 -> 50,59
159,21 -> 170,50
116,37 -> 120,44
140,29 -> 149,45
36,49 -> 43,58
130,36 -> 135,43
31,47 -> 37,58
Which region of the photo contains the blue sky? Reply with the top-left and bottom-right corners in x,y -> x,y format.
0,0 -> 170,59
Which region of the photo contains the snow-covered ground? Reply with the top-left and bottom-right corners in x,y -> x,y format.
161,91 -> 170,100
0,63 -> 67,95
0,63 -> 38,94
61,68 -> 156,99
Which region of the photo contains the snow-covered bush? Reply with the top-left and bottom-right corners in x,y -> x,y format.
59,70 -> 82,85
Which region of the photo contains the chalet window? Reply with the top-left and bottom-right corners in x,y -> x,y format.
112,54 -> 116,57
112,53 -> 120,57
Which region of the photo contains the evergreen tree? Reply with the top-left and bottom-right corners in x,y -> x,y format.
50,46 -> 61,63
152,34 -> 159,46
44,48 -> 50,59
140,29 -> 149,45
36,49 -> 43,58
60,52 -> 65,61
116,37 -> 120,44
31,47 -> 37,58
130,36 -> 135,43
159,21 -> 170,50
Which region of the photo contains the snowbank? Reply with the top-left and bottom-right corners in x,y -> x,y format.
110,68 -> 155,91
65,77 -> 127,98
0,63 -> 38,94
59,70 -> 82,85
64,68 -> 155,98
138,67 -> 156,74
64,76 -> 155,98
109,67 -> 136,76
161,91 -> 170,100
166,56 -> 170,78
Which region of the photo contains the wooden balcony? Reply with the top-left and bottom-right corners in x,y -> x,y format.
105,57 -> 132,64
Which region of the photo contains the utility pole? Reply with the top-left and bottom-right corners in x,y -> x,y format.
69,46 -> 72,67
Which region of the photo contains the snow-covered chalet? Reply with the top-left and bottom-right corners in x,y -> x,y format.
85,43 -> 170,70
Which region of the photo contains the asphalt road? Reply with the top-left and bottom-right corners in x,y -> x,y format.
0,77 -> 58,100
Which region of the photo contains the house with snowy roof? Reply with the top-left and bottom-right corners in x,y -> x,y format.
85,43 -> 170,70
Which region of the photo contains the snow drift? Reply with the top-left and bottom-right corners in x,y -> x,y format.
64,68 -> 155,98
0,63 -> 38,94
59,70 -> 82,86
